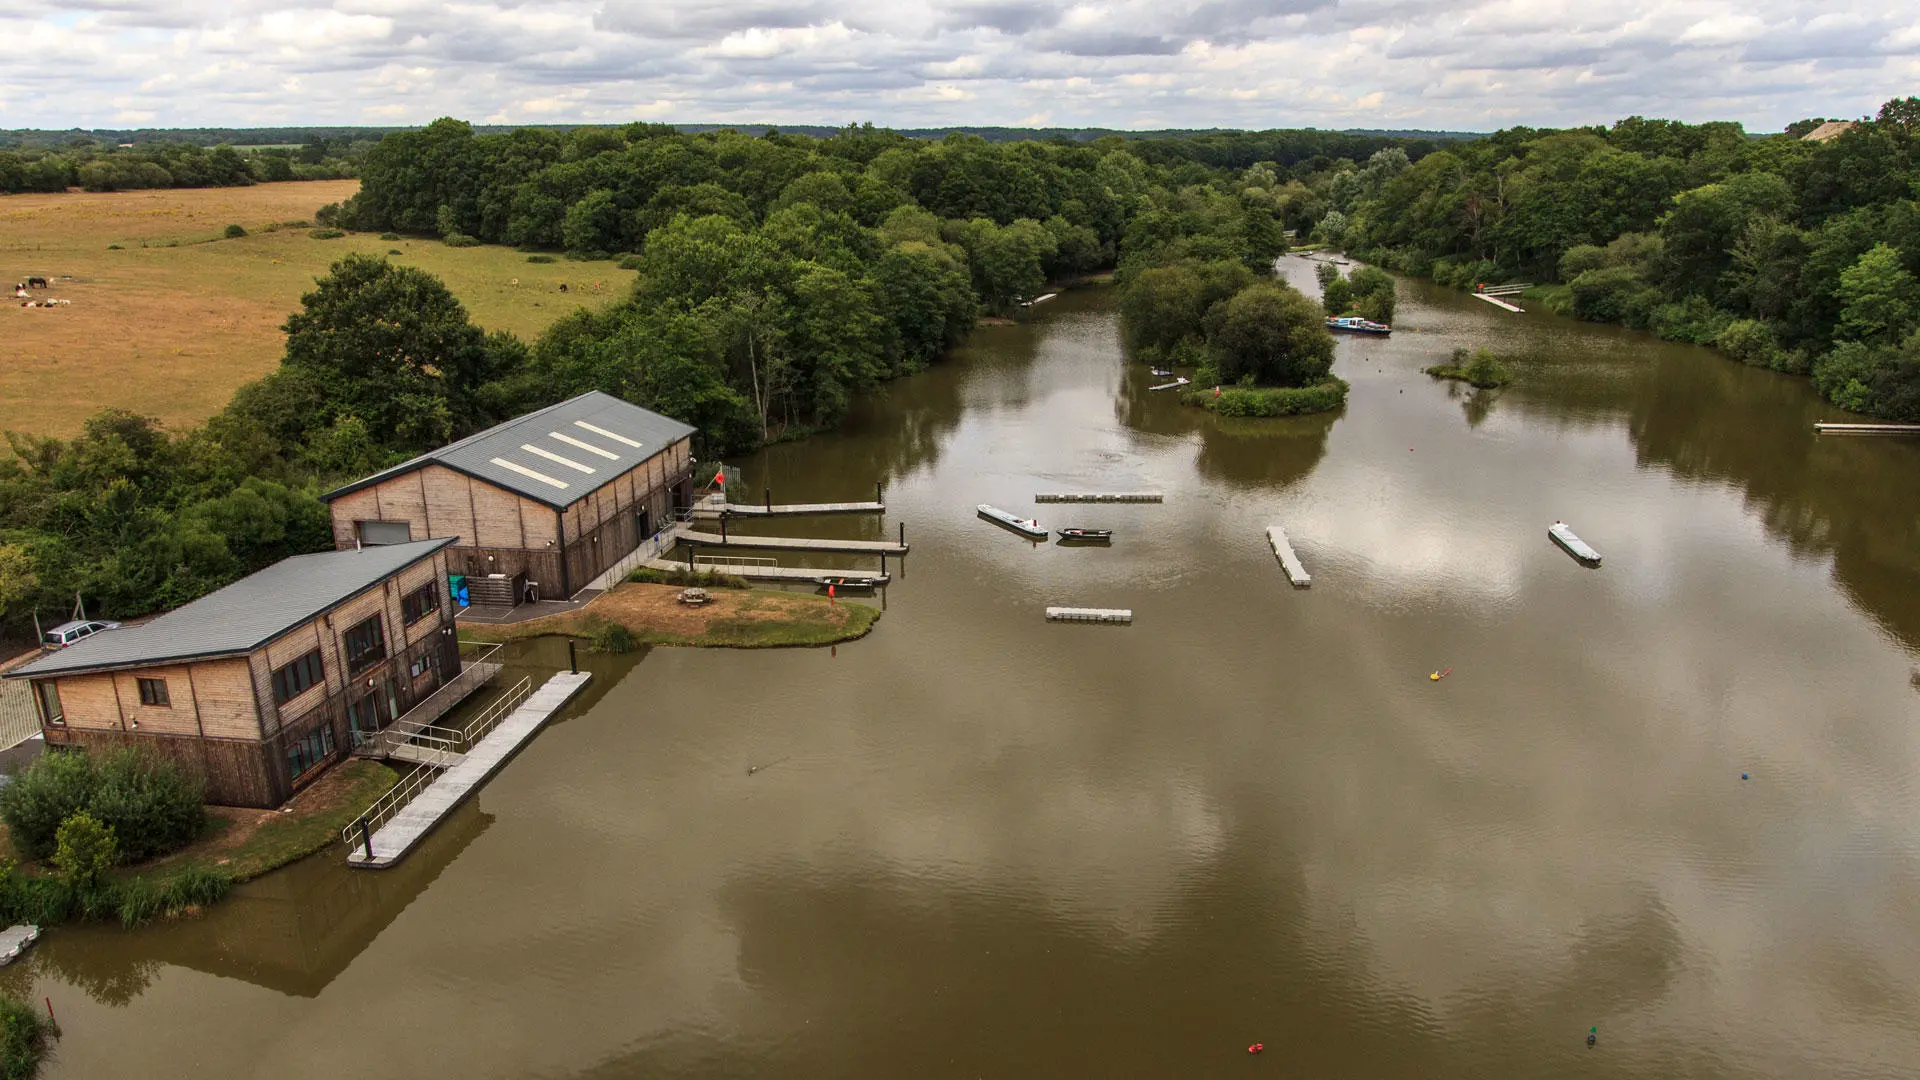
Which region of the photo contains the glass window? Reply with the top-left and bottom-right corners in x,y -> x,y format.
136,677 -> 170,707
36,682 -> 63,725
401,582 -> 439,626
342,616 -> 386,676
357,520 -> 412,546
285,721 -> 337,781
409,654 -> 432,679
271,650 -> 325,705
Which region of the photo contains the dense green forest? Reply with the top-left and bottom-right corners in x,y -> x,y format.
1292,96 -> 1920,420
1,119 -> 1342,636
0,137 -> 362,193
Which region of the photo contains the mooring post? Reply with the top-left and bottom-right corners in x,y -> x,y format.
880,551 -> 887,575
875,481 -> 882,504
720,512 -> 728,542
358,816 -> 374,861
568,639 -> 577,675
898,521 -> 905,547
765,486 -> 772,511
687,545 -> 695,571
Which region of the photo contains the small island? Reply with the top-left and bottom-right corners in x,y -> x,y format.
1119,261 -> 1349,417
1425,347 -> 1514,388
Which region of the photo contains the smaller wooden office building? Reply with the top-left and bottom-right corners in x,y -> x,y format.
321,391 -> 697,602
5,538 -> 464,808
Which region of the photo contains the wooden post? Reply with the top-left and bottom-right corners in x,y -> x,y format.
875,481 -> 881,504
880,551 -> 887,575
568,640 -> 577,675
720,512 -> 728,542
765,486 -> 772,511
686,546 -> 695,571
898,521 -> 905,547
359,816 -> 374,860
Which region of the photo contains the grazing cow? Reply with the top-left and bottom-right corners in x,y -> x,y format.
26,277 -> 48,289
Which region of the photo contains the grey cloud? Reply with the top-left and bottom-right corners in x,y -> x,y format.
594,1 -> 833,38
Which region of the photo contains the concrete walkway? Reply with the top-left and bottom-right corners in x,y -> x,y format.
346,671 -> 592,869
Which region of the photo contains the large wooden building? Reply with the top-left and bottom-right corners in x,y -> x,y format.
5,538 -> 464,808
321,391 -> 696,601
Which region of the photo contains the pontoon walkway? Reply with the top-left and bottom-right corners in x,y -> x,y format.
1814,422 -> 1920,436
679,529 -> 908,555
1034,492 -> 1164,503
646,558 -> 890,585
1266,526 -> 1312,586
1046,607 -> 1133,623
346,671 -> 591,869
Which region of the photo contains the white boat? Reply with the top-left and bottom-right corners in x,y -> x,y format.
1548,521 -> 1601,564
978,504 -> 1047,539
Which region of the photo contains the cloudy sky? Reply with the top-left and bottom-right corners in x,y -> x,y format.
3,1 -> 1916,132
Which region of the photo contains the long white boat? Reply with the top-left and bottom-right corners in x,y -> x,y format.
978,504 -> 1047,539
1548,521 -> 1601,564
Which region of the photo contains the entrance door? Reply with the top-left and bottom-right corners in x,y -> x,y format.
347,693 -> 378,746
636,507 -> 652,542
382,676 -> 401,726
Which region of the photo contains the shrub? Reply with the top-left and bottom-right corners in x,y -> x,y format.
1716,319 -> 1780,368
54,811 -> 118,893
308,227 -> 346,240
388,248 -> 402,255
379,232 -> 402,241
616,254 -> 643,271
591,622 -> 638,654
0,748 -> 205,864
106,243 -> 122,250
0,862 -> 73,926
223,223 -> 246,239
526,254 -> 555,264
443,233 -> 481,248
159,867 -> 231,911
0,993 -> 52,1080
627,567 -> 750,589
314,202 -> 341,226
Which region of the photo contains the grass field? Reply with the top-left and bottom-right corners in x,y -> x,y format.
462,582 -> 881,649
2,181 -> 635,438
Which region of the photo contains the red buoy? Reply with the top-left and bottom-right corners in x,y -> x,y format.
1248,1043 -> 1264,1054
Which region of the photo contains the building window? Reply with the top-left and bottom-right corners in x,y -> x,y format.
409,654 -> 433,679
286,722 -> 337,782
401,582 -> 439,626
36,682 -> 63,726
342,616 -> 387,676
272,650 -> 325,705
356,520 -> 412,546
136,677 -> 170,707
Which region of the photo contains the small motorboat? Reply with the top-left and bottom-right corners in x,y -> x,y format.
1150,367 -> 1174,377
816,576 -> 878,591
978,504 -> 1048,539
1057,528 -> 1112,541
1326,316 -> 1392,335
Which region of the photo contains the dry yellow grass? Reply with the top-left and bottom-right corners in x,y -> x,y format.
1,181 -> 635,438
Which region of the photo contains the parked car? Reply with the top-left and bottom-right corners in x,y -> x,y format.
42,619 -> 121,649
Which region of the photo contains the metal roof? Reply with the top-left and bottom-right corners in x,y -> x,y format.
320,391 -> 696,510
6,537 -> 459,680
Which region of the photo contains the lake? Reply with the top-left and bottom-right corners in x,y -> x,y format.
19,258 -> 1920,1079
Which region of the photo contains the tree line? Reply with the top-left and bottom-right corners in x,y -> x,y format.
1290,96 -> 1920,420
4,120 -> 1409,638
0,139 -> 364,194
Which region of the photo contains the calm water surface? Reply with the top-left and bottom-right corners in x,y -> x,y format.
14,261 -> 1920,1079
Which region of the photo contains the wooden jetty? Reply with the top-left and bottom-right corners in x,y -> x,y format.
346,671 -> 592,869
1034,492 -> 1163,503
648,558 -> 890,585
1814,422 -> 1920,436
978,504 -> 1048,538
1148,377 -> 1192,391
1046,607 -> 1133,623
723,501 -> 886,516
1548,522 -> 1601,565
1473,293 -> 1524,313
680,529 -> 907,555
1266,525 -> 1312,586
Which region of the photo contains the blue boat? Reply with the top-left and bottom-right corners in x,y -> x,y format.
1327,316 -> 1392,335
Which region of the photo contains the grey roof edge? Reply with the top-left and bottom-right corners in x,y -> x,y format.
317,391 -> 696,510
5,536 -> 461,681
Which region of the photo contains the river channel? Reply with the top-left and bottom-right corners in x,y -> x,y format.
12,259 -> 1920,1079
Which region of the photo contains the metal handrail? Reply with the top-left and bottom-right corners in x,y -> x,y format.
695,554 -> 776,567
341,676 -> 533,848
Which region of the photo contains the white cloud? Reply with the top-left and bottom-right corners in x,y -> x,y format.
0,1 -> 1913,129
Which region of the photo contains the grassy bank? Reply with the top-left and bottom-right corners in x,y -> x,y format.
462,582 -> 879,649
1,181 -> 634,437
1179,378 -> 1349,417
1424,348 -> 1513,389
0,994 -> 51,1080
0,759 -> 396,930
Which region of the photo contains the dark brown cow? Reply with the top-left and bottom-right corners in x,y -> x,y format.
26,277 -> 49,289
